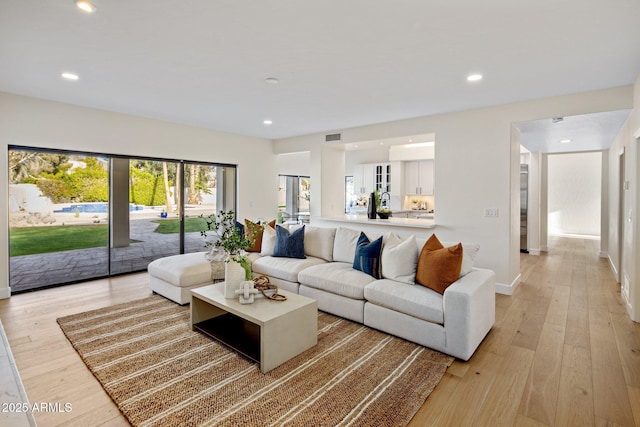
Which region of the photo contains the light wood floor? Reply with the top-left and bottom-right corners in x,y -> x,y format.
1,237 -> 638,426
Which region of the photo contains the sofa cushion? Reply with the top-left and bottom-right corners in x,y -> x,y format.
415,234 -> 463,294
245,219 -> 276,252
252,255 -> 325,283
456,242 -> 479,277
381,233 -> 418,284
273,225 -> 306,259
364,279 -> 444,324
298,262 -> 375,300
353,232 -> 383,279
333,227 -> 361,263
303,226 -> 336,261
260,224 -> 277,256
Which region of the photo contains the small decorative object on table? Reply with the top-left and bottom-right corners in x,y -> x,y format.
200,210 -> 253,298
253,275 -> 287,301
235,280 -> 260,304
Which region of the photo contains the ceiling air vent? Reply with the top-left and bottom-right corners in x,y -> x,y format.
325,133 -> 342,142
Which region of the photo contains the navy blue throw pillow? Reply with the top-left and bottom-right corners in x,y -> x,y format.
234,221 -> 245,237
353,232 -> 383,279
273,225 -> 306,259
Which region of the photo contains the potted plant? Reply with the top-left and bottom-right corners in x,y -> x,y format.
377,207 -> 392,219
200,210 -> 252,298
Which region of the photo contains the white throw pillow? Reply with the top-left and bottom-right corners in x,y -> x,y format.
260,224 -> 277,256
381,233 -> 418,284
303,226 -> 336,261
332,227 -> 362,263
458,243 -> 479,277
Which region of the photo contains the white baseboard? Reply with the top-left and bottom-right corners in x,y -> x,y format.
607,255 -> 619,281
599,251 -> 608,258
0,287 -> 10,299
540,245 -> 548,252
496,273 -> 521,295
528,249 -> 540,256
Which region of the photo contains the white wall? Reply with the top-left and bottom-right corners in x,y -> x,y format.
527,151 -> 542,254
344,145 -> 389,176
275,85 -> 634,293
548,152 -> 602,237
276,151 -> 310,176
608,73 -> 640,322
0,92 -> 276,298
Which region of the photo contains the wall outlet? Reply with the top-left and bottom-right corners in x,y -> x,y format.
484,208 -> 499,217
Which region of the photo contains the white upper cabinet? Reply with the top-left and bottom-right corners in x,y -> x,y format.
404,160 -> 434,195
353,163 -> 390,195
374,163 -> 391,193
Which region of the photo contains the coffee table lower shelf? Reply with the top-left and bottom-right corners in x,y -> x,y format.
191,283 -> 317,373
193,313 -> 260,364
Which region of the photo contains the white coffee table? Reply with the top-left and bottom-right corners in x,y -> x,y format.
190,282 -> 318,373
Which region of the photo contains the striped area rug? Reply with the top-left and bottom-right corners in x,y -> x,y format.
57,295 -> 453,426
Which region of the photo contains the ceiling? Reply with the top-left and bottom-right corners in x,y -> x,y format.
1,1 -> 639,141
516,110 -> 632,154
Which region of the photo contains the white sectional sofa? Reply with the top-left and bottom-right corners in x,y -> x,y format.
149,224 -> 495,361
249,225 -> 495,361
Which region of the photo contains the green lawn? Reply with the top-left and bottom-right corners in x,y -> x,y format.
152,217 -> 208,234
10,224 -> 109,256
10,218 -> 208,256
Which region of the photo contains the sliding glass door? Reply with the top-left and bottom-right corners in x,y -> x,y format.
8,146 -> 236,292
8,149 -> 110,291
277,175 -> 310,224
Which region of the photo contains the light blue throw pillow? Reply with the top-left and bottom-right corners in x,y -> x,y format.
273,225 -> 306,259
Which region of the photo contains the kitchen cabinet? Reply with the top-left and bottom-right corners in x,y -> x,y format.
404,160 -> 434,195
354,163 -> 390,195
374,163 -> 391,193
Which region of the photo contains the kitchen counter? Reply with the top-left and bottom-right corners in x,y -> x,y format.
317,214 -> 435,229
392,210 -> 434,219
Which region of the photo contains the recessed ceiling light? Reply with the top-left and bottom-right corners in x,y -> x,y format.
467,74 -> 483,82
263,119 -> 273,125
75,0 -> 96,13
265,77 -> 279,85
61,72 -> 79,80
559,139 -> 572,144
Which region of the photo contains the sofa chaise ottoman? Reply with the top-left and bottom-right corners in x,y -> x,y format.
148,251 -> 217,304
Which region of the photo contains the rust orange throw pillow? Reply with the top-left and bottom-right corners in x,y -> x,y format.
245,219 -> 276,252
415,234 -> 463,294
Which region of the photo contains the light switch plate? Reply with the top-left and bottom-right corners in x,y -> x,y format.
484,208 -> 499,217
